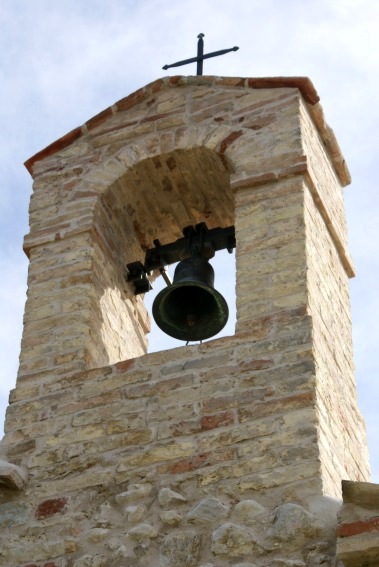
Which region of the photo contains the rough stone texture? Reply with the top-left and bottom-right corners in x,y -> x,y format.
161,530 -> 201,566
159,487 -> 187,507
211,523 -> 262,556
234,500 -> 265,523
336,480 -> 379,566
270,502 -> 320,545
187,497 -> 230,523
0,76 -> 370,566
128,523 -> 159,540
72,556 -> 108,567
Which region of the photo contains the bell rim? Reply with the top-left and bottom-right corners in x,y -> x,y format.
152,281 -> 229,342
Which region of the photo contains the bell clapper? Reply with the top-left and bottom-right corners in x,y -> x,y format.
186,313 -> 197,327
160,266 -> 172,287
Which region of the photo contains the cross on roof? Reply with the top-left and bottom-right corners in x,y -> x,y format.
163,33 -> 239,76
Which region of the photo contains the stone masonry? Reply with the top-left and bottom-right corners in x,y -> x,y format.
336,481 -> 379,566
0,76 -> 372,566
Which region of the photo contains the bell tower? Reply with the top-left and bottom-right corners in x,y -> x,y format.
0,76 -> 372,567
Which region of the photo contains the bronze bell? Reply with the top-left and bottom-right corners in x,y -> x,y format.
152,256 -> 229,342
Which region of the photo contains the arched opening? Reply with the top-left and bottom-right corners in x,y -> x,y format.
95,146 -> 236,362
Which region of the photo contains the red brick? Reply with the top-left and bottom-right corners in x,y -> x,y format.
35,497 -> 67,519
202,394 -> 237,412
85,107 -> 114,131
247,77 -> 319,105
147,78 -> 165,95
115,79 -> 165,112
24,127 -> 83,174
337,517 -> 379,537
140,111 -> 177,124
163,448 -> 236,474
219,130 -> 243,155
115,87 -> 146,112
169,75 -> 184,86
115,359 -> 135,373
201,411 -> 234,431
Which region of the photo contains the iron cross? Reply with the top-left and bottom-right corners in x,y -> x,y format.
163,33 -> 239,76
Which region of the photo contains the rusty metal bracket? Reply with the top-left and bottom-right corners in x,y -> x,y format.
126,223 -> 235,295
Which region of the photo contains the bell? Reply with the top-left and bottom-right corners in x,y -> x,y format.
152,256 -> 229,342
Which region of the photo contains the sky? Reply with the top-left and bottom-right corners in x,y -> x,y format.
0,0 -> 378,483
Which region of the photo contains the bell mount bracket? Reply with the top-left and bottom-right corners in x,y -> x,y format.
126,223 -> 236,295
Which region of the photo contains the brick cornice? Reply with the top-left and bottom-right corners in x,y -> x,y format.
24,75 -> 349,186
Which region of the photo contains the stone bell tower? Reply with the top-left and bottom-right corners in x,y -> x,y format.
0,76 -> 375,567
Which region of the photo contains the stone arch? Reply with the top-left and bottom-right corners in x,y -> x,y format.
91,145 -> 234,366
57,121 -> 241,233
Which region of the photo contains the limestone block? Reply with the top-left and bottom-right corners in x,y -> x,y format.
306,542 -> 333,566
235,500 -> 266,524
124,505 -> 146,523
0,459 -> 28,489
117,441 -> 194,469
73,555 -> 108,567
115,483 -> 153,504
160,530 -> 201,567
271,561 -> 305,566
211,523 -> 262,557
187,497 -> 230,524
159,487 -> 187,507
105,535 -> 125,551
160,509 -> 182,526
0,534 -> 78,564
270,503 -> 320,545
342,480 -> 379,510
133,542 -> 149,558
93,501 -> 118,528
128,523 -> 158,540
111,544 -> 132,560
337,534 -> 379,567
0,502 -> 29,528
86,528 -> 110,543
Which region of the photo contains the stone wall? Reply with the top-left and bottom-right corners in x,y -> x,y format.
1,333 -> 337,566
0,76 -> 370,566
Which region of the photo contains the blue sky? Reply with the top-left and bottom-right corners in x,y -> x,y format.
0,0 -> 378,482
